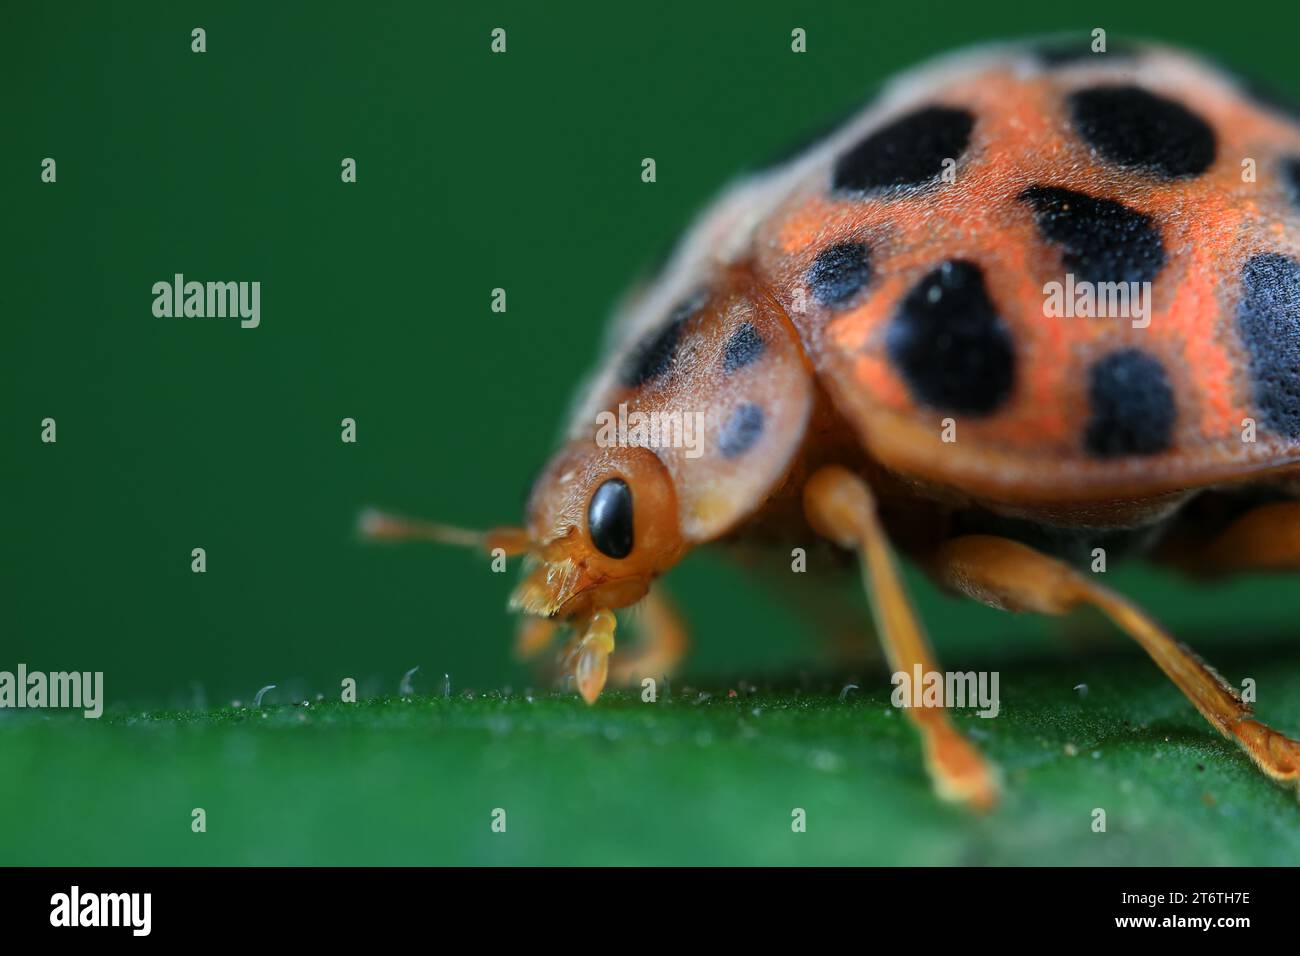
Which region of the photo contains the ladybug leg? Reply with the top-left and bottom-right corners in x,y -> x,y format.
1163,501 -> 1300,575
570,609 -> 618,705
515,616 -> 560,661
530,611 -> 618,703
608,585 -> 690,688
931,534 -> 1300,793
803,465 -> 1001,812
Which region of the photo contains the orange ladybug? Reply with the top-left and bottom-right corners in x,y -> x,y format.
366,39 -> 1300,810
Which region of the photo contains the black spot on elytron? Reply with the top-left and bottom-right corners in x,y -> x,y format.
717,403 -> 764,458
1033,38 -> 1137,67
885,260 -> 1015,415
1019,186 -> 1166,285
618,295 -> 701,388
588,478 -> 634,559
1237,252 -> 1300,439
831,106 -> 974,192
723,322 -> 765,374
1282,157 -> 1300,210
1068,86 -> 1215,178
1083,349 -> 1176,458
806,242 -> 872,307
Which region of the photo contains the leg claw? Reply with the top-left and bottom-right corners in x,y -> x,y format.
1234,719 -> 1300,787
921,722 -> 1001,813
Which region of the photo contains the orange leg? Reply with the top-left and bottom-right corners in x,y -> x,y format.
931,534 -> 1300,792
804,466 -> 1001,812
1166,500 -> 1300,576
568,610 -> 617,705
515,588 -> 688,699
608,586 -> 691,687
515,616 -> 560,661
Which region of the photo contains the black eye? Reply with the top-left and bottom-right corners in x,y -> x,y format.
588,478 -> 634,559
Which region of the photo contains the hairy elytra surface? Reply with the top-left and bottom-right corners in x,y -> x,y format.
566,40 -> 1300,549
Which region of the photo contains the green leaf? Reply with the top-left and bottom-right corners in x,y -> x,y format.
3,645 -> 1298,865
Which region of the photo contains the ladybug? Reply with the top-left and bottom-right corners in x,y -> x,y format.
366,39 -> 1300,810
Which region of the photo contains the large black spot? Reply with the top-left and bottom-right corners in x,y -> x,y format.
723,322 -> 765,374
1237,252 -> 1300,439
1282,157 -> 1300,211
806,242 -> 872,307
832,106 -> 974,192
1083,349 -> 1176,458
587,478 -> 634,559
1019,185 -> 1166,285
717,403 -> 764,458
1068,86 -> 1216,178
618,295 -> 701,388
885,260 -> 1015,415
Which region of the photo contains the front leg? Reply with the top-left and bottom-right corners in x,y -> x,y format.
570,609 -> 618,705
803,465 -> 1001,812
608,585 -> 691,688
515,586 -> 690,699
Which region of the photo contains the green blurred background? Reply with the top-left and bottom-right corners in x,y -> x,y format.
4,0 -> 1300,865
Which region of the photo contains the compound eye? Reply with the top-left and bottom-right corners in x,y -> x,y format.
587,478 -> 634,559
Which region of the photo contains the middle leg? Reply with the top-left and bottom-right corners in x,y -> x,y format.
803,465 -> 1001,812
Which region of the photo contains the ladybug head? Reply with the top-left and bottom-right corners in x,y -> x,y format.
358,440 -> 685,621
509,440 -> 685,620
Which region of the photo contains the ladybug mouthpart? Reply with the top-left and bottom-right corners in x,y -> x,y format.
508,556 -> 581,618
508,552 -> 652,622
